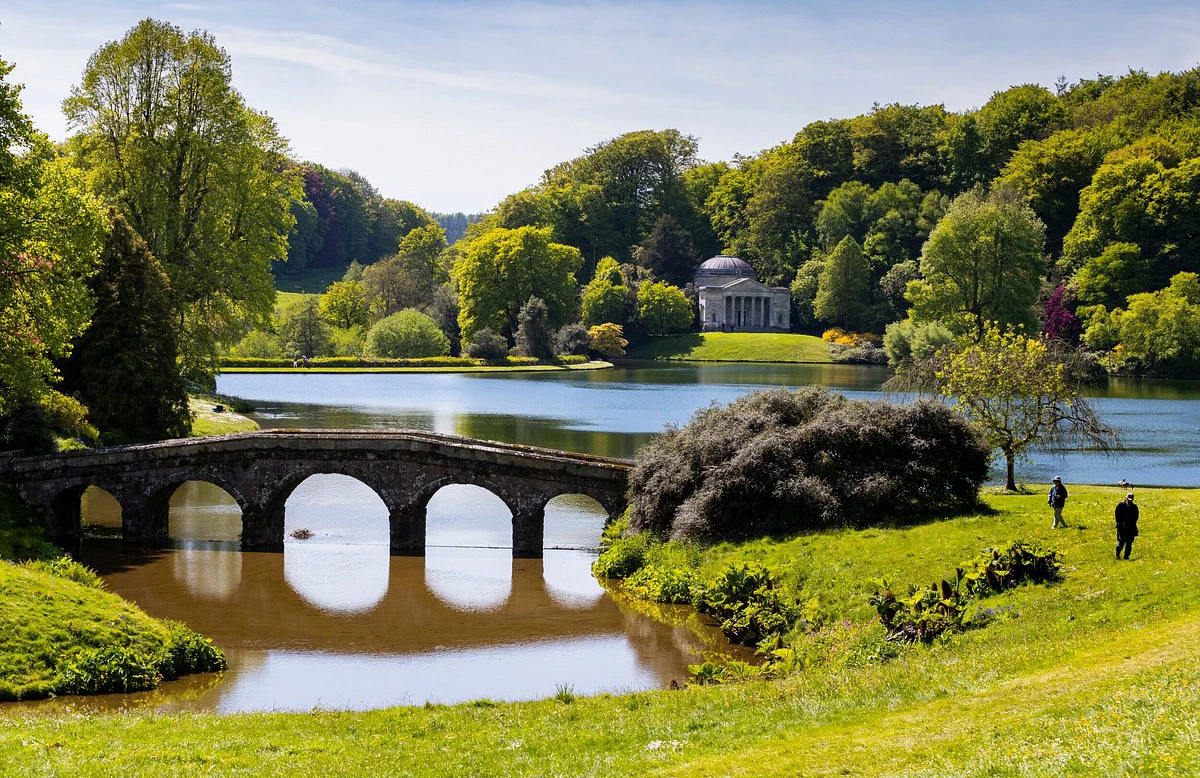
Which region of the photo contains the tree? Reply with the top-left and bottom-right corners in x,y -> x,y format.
814,236 -> 873,329
555,323 -> 591,356
398,223 -> 449,273
636,281 -> 693,335
366,309 -> 450,359
815,181 -> 878,250
60,210 -> 189,443
907,185 -> 1046,339
512,297 -> 555,360
581,278 -> 629,327
465,328 -> 509,364
975,84 -> 1065,176
1084,272 -> 1200,376
277,297 -> 332,357
280,192 -> 323,273
635,214 -> 699,286
902,326 -> 1118,491
65,19 -> 297,380
0,57 -> 106,414
362,254 -> 436,318
789,257 -> 824,328
320,280 -> 371,329
454,226 -> 581,340
588,323 -> 628,358
1074,242 -> 1151,311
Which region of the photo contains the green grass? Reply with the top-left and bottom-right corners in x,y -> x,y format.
1,486 -> 1198,775
273,266 -> 346,294
0,560 -> 224,701
273,290 -> 315,310
187,396 -> 259,437
627,332 -> 832,363
219,361 -> 612,374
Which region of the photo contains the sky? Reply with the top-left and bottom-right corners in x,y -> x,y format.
3,1 -> 1200,213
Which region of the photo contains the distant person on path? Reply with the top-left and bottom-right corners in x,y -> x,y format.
1048,476 -> 1069,528
1119,478 -> 1131,489
302,355 -> 309,368
292,357 -> 298,368
1115,492 -> 1139,560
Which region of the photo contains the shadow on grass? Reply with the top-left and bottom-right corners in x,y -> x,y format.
629,333 -> 704,359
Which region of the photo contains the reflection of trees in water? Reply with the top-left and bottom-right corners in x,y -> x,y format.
173,541 -> 242,600
81,485 -> 122,530
453,413 -> 648,460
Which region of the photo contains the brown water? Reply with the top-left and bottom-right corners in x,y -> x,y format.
14,478 -> 738,714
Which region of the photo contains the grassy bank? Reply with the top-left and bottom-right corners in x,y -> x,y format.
187,396 -> 259,437
627,332 -> 831,363
0,559 -> 226,701
2,485 -> 1197,775
219,360 -> 612,374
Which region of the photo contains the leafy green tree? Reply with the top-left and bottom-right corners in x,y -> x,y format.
814,237 -> 873,329
849,103 -> 947,190
789,257 -> 824,329
1074,242 -> 1151,311
914,326 -> 1116,490
398,223 -> 449,275
581,278 -> 629,327
280,192 -> 322,273
1084,272 -> 1200,376
635,214 -> 699,286
229,329 -> 282,358
975,84 -> 1065,176
65,19 -> 297,380
512,296 -> 555,360
277,297 -> 332,357
320,280 -> 371,329
454,226 -> 581,340
60,210 -> 189,443
816,181 -> 877,249
879,259 -> 921,319
342,260 -> 365,282
882,319 -> 954,366
588,323 -> 628,358
330,326 -> 366,358
362,254 -> 436,319
907,185 -> 1046,339
0,58 -> 106,414
366,309 -> 450,358
636,281 -> 693,335
997,127 -> 1119,256
367,198 -> 434,261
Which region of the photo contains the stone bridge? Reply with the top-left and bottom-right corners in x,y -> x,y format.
0,430 -> 632,558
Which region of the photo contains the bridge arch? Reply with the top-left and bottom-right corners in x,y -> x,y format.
48,482 -> 123,543
136,477 -> 249,545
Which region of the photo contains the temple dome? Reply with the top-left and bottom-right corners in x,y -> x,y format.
695,255 -> 756,286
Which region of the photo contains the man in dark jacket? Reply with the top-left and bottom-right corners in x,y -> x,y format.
1048,476 -> 1069,529
1115,492 -> 1139,560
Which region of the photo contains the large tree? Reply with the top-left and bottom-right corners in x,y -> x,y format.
907,185 -> 1046,339
61,210 -> 189,443
0,57 -> 106,414
814,236 -> 873,330
64,18 -> 297,380
454,226 -> 581,341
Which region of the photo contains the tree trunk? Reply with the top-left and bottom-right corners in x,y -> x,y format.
1006,452 -> 1016,491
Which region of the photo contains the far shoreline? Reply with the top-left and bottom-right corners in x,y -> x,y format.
219,360 -> 614,375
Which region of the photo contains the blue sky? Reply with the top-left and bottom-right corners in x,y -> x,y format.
3,1 -> 1200,212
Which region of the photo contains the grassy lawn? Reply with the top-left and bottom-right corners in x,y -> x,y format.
627,332 -> 832,363
273,266 -> 346,294
1,485 -> 1197,775
0,560 -> 222,701
219,361 -> 613,374
187,397 -> 259,437
273,290 -> 315,310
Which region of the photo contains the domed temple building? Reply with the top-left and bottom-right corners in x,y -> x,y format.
694,255 -> 791,332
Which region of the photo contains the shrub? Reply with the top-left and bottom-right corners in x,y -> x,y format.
636,281 -> 693,335
628,388 -> 990,542
366,309 -> 451,359
555,323 -> 591,356
512,297 -> 555,360
37,391 -> 99,445
58,646 -> 162,695
330,326 -> 366,358
591,532 -> 654,579
158,621 -> 227,680
870,576 -> 971,644
589,323 -> 628,358
466,328 -> 510,364
700,563 -> 800,645
882,319 -> 954,366
623,564 -> 698,605
229,329 -> 283,359
960,540 -> 1062,596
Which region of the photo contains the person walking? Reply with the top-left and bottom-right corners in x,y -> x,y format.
1048,476 -> 1069,529
1115,492 -> 1139,560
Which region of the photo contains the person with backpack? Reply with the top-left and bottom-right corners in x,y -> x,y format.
1048,476 -> 1069,529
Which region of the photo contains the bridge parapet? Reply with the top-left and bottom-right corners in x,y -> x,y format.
0,430 -> 632,557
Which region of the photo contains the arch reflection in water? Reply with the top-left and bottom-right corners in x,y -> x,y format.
424,546 -> 512,611
80,485 -> 122,534
168,481 -> 242,542
282,474 -> 390,613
